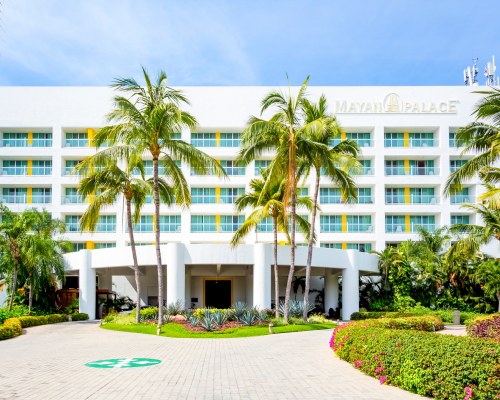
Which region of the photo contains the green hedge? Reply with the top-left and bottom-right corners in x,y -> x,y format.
71,313 -> 89,321
351,310 -> 482,324
331,323 -> 500,399
0,318 -> 22,340
466,314 -> 500,342
18,315 -> 49,328
47,314 -> 69,324
361,315 -> 443,332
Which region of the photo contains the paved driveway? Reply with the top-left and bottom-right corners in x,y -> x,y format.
0,321 -> 423,399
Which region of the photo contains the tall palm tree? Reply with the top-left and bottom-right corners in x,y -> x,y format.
94,68 -> 225,330
299,96 -> 360,320
230,170 -> 312,317
475,259 -> 500,311
239,77 -> 325,321
444,87 -> 500,197
76,152 -> 171,323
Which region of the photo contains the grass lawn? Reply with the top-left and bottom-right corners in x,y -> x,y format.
101,321 -> 336,338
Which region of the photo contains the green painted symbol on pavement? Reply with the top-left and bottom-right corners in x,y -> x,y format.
85,358 -> 161,369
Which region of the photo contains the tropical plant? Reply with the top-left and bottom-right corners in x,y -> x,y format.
94,68 -> 225,330
212,310 -> 228,326
475,259 -> 500,311
278,299 -> 314,318
299,95 -> 360,319
231,169 -> 312,317
201,313 -> 216,331
188,315 -> 200,327
167,300 -> 184,316
239,310 -> 256,326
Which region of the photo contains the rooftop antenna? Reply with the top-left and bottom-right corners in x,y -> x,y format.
484,56 -> 497,86
464,58 -> 479,86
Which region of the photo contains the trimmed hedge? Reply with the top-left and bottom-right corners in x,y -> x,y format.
70,313 -> 89,321
0,318 -> 22,340
331,323 -> 500,399
361,315 -> 443,332
47,314 -> 69,324
18,315 -> 49,328
466,313 -> 500,342
351,310 -> 482,324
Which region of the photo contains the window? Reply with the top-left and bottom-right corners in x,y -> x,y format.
219,215 -> 244,232
65,215 -> 81,232
2,160 -> 27,175
32,188 -> 51,204
385,215 -> 405,233
449,131 -> 465,147
346,215 -> 372,232
450,159 -> 466,172
451,215 -> 470,225
191,215 -> 216,232
191,132 -> 216,147
410,188 -> 435,204
94,243 -> 116,249
32,160 -> 52,175
451,188 -> 470,204
255,160 -> 271,175
328,137 -> 341,147
220,132 -> 240,147
410,160 -> 435,175
385,188 -> 405,204
356,188 -> 373,204
2,188 -> 27,203
64,188 -> 83,204
410,132 -> 434,147
64,160 -> 82,175
220,160 -> 245,176
320,188 -> 342,204
134,160 -> 169,176
3,132 -> 28,147
257,217 -> 274,232
65,132 -> 88,147
95,215 -> 116,232
72,243 -> 86,251
220,188 -> 244,204
320,215 -> 342,232
385,160 -> 404,176
347,132 -> 371,147
192,188 -> 216,204
132,216 -> 154,232
409,215 -> 435,232
384,132 -> 404,147
320,243 -> 343,249
171,132 -> 181,140
33,132 -> 52,147
347,243 -> 372,252
159,215 -> 181,232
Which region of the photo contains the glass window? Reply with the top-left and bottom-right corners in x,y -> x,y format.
384,132 -> 404,147
385,188 -> 405,204
132,216 -> 153,232
385,215 -> 406,233
32,160 -> 52,175
65,215 -> 81,232
257,217 -> 274,232
32,188 -> 51,204
191,132 -> 216,147
409,215 -> 435,232
159,215 -> 181,232
192,188 -> 216,204
451,188 -> 470,204
354,159 -> 372,175
2,160 -> 27,175
449,131 -> 465,147
451,215 -> 470,225
65,132 -> 88,147
95,215 -> 116,232
347,132 -> 371,147
2,132 -> 28,147
64,188 -> 83,204
328,137 -> 341,147
219,187 -> 244,204
409,160 -> 435,175
356,188 -> 373,204
191,215 -> 216,232
450,159 -> 466,172
347,243 -> 372,252
254,160 -> 271,175
220,132 -> 240,147
94,242 -> 116,249
346,215 -> 372,232
320,188 -> 342,204
219,215 -> 244,233
385,160 -> 404,176
220,160 -> 245,176
320,243 -> 343,249
64,160 -> 82,175
409,132 -> 434,147
2,188 -> 27,203
33,132 -> 52,147
72,243 -> 87,251
410,188 -> 435,204
320,215 -> 342,232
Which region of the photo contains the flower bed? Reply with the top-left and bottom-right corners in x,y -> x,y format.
360,315 -> 443,332
330,322 -> 500,399
466,313 -> 500,342
350,309 -> 482,324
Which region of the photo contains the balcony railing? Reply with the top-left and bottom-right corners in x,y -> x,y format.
1,195 -> 27,203
409,139 -> 435,147
385,195 -> 439,204
451,195 -> 470,204
385,167 -> 438,176
63,195 -> 84,204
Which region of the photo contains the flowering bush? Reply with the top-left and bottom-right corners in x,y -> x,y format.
330,323 -> 500,399
466,313 -> 500,342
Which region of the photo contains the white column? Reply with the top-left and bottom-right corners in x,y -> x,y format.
245,269 -> 253,306
342,250 -> 359,320
79,250 -> 96,319
324,272 -> 339,313
185,267 -> 191,308
166,243 -> 185,307
253,243 -> 271,309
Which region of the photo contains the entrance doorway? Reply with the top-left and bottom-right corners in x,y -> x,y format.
204,279 -> 232,308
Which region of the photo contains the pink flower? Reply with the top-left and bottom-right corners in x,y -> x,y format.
379,376 -> 387,385
489,349 -> 494,355
374,356 -> 379,361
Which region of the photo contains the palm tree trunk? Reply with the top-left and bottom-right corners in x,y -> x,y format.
28,282 -> 33,314
303,169 -> 320,320
284,169 -> 297,322
273,216 -> 279,318
126,197 -> 141,324
153,157 -> 164,333
8,254 -> 19,311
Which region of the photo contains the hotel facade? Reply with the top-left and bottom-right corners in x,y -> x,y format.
0,86 -> 488,319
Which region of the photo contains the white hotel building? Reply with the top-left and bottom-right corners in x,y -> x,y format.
0,86 -> 487,319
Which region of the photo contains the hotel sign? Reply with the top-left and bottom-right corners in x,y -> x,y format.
333,93 -> 459,114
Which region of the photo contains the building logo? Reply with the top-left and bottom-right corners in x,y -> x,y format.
333,93 -> 459,114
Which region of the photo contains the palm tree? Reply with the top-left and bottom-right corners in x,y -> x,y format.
94,68 -> 225,330
475,259 -> 500,312
300,96 -> 360,320
444,87 -> 500,197
230,170 -> 312,317
76,152 -> 172,323
239,77 -> 325,321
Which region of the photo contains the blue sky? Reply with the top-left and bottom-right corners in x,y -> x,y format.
0,0 -> 498,86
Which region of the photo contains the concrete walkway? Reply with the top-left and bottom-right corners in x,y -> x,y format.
436,324 -> 466,336
0,321 -> 424,400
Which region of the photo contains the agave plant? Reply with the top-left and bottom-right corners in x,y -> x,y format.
255,309 -> 269,323
188,316 -> 201,327
240,310 -> 256,326
201,313 -> 216,331
279,300 -> 314,318
167,300 -> 184,316
182,309 -> 194,319
212,310 -> 228,326
233,301 -> 248,320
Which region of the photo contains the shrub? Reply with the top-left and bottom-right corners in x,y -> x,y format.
288,317 -> 307,325
18,315 -> 48,327
70,313 -> 89,321
139,307 -> 159,321
363,315 -> 443,332
307,314 -> 328,324
201,314 -> 216,331
279,300 -> 315,318
47,314 -> 68,324
270,317 -> 287,327
167,300 -> 184,316
0,305 -> 30,324
212,310 -> 229,326
331,323 -> 500,399
466,313 -> 500,341
0,318 -> 22,340
239,310 -> 256,326
351,308 -> 483,324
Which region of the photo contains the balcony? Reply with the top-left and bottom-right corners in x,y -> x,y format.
385,167 -> 438,176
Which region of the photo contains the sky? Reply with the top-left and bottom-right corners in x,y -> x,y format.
0,0 -> 499,86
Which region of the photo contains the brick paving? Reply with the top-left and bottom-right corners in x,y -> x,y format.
0,321 -> 424,399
